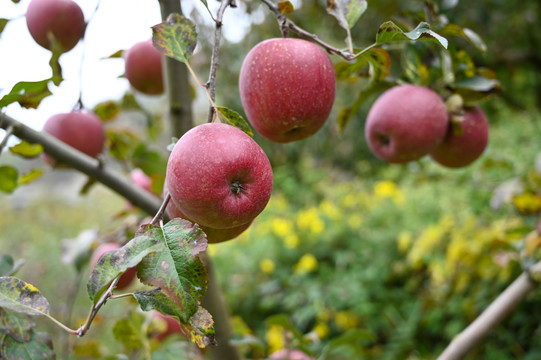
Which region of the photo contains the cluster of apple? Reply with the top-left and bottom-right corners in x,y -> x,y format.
365,84 -> 489,168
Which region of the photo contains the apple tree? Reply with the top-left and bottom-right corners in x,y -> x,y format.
0,0 -> 535,359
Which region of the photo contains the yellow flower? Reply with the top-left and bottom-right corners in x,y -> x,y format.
297,208 -> 325,235
397,231 -> 412,253
260,258 -> 276,274
272,218 -> 294,237
334,310 -> 359,331
347,214 -> 362,229
513,192 -> 541,214
294,254 -> 318,274
284,234 -> 299,249
320,199 -> 340,220
266,325 -> 285,353
373,180 -> 405,205
313,322 -> 330,339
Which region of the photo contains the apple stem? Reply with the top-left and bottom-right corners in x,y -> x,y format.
0,124 -> 14,154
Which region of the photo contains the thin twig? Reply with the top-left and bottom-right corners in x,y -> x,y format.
77,277 -> 120,336
151,192 -> 170,225
0,124 -> 15,154
206,0 -> 233,123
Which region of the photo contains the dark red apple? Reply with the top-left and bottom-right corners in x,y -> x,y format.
26,0 -> 86,52
151,311 -> 182,342
165,123 -> 273,229
165,188 -> 251,244
124,39 -> 164,95
364,84 -> 449,163
239,38 -> 336,143
430,105 -> 489,168
43,111 -> 105,161
90,243 -> 136,290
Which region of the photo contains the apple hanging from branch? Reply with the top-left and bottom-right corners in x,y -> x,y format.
124,39 -> 165,95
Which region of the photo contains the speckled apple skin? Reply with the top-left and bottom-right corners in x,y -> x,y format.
164,189 -> 252,244
43,111 -> 105,159
166,123 -> 273,229
124,39 -> 164,95
26,0 -> 86,52
365,84 -> 449,163
430,105 -> 489,168
239,38 -> 336,143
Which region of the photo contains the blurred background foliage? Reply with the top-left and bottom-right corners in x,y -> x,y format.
2,0 -> 541,358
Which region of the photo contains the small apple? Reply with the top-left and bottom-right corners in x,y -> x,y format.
90,243 -> 136,290
42,111 -> 105,163
130,168 -> 153,193
239,38 -> 336,143
364,84 -> 449,163
166,123 -> 273,229
165,188 -> 251,244
430,105 -> 489,168
124,39 -> 164,95
26,0 -> 86,52
270,349 -> 315,360
151,311 -> 182,342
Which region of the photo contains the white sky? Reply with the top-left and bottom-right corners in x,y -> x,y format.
0,0 -> 261,132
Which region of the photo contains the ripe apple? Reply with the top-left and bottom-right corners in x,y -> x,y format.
26,0 -> 86,52
164,188 -> 252,243
364,84 -> 449,163
430,105 -> 489,168
151,311 -> 182,342
90,243 -> 136,290
43,111 -> 105,162
239,38 -> 336,143
270,349 -> 315,360
130,168 -> 153,193
165,123 -> 273,229
124,39 -> 164,95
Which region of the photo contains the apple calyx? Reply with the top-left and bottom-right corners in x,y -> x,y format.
230,181 -> 247,195
445,94 -> 465,136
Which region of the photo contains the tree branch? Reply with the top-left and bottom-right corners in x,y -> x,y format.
259,0 -> 355,60
437,261 -> 541,360
158,0 -> 194,138
0,113 -> 162,216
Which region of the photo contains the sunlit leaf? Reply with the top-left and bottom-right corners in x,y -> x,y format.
278,1 -> 294,13
0,277 -> 50,316
152,13 -> 197,64
441,24 -> 486,52
93,100 -> 121,121
86,232 -> 163,303
0,79 -> 56,109
18,169 -> 44,186
136,219 -> 208,323
9,141 -> 43,158
1,311 -> 34,342
216,107 -> 254,137
0,166 -> 18,193
376,21 -> 448,49
336,48 -> 390,82
326,0 -> 366,30
454,75 -> 501,103
1,331 -> 55,359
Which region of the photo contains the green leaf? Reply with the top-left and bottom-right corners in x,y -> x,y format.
0,166 -> 18,193
1,311 -> 35,342
106,128 -> 141,162
152,13 -> 197,64
0,19 -> 8,36
177,307 -> 216,348
134,288 -> 186,318
216,107 -> 254,137
376,21 -> 448,49
0,277 -> 50,316
151,340 -> 206,360
112,311 -> 145,350
0,256 -> 14,277
326,0 -> 367,30
136,219 -> 208,323
0,331 -> 55,359
0,79 -> 56,109
86,231 -> 163,303
440,24 -> 487,52
454,75 -> 502,103
337,48 -> 390,82
131,144 -> 168,178
278,1 -> 295,14
9,141 -> 43,158
93,100 -> 121,121
19,169 -> 44,186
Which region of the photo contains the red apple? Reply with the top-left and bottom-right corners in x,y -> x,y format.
43,111 -> 105,162
365,84 -> 449,163
430,105 -> 489,168
26,0 -> 86,52
165,188 -> 251,243
151,311 -> 182,342
165,123 -> 273,229
270,349 -> 315,360
124,39 -> 164,95
90,243 -> 136,290
130,168 -> 153,193
239,38 -> 336,143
